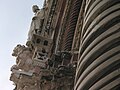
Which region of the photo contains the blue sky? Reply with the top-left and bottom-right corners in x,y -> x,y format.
0,0 -> 44,90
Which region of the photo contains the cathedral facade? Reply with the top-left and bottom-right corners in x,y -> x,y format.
10,0 -> 120,90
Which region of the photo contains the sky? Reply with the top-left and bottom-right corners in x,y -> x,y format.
0,0 -> 44,90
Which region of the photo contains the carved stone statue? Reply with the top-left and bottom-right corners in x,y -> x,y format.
12,44 -> 33,71
27,5 -> 45,46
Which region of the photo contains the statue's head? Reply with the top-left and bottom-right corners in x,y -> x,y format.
32,5 -> 40,13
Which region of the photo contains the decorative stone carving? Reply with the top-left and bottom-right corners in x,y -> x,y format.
11,44 -> 35,89
30,34 -> 52,52
12,44 -> 33,71
10,44 -> 54,90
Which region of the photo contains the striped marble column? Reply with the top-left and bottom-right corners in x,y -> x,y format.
75,0 -> 120,90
